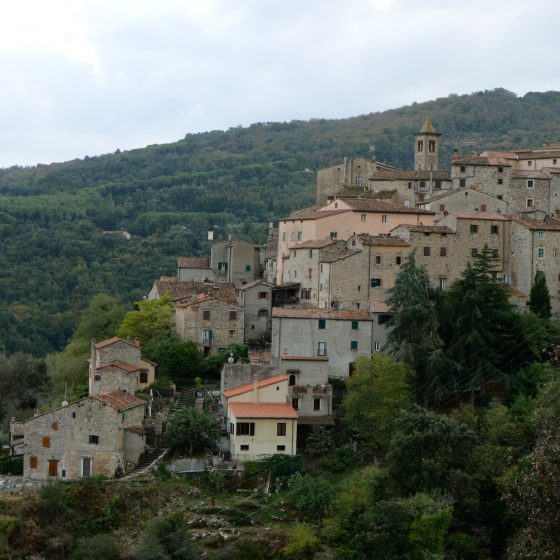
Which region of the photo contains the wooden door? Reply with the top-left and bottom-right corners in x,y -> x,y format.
47,459 -> 58,477
82,457 -> 92,477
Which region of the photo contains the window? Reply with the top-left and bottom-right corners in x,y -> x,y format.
381,215 -> 387,223
497,195 -> 503,200
51,422 -> 58,431
471,248 -> 478,257
317,342 -> 327,356
282,232 -> 286,242
203,310 -> 210,320
229,311 -> 237,321
470,224 -> 478,234
492,249 -> 499,258
528,160 -> 533,167
319,283 -> 323,292
393,255 -> 401,266
277,445 -> 286,452
309,249 -> 313,257
498,178 -> 503,185
293,270 -> 297,278
460,179 -> 466,188
480,204 -> 487,212
460,165 -> 466,173
314,398 -> 321,411
439,204 -> 445,212
240,445 -> 249,451
439,277 -> 447,291
330,231 -> 338,239
89,435 -> 99,445
308,268 -> 312,279
491,225 -> 499,235
289,374 -> 296,386
228,329 -> 236,337
526,199 -> 534,208
361,214 -> 366,222
538,248 -> 545,259
378,314 -> 392,325
236,422 -> 255,436
435,179 -> 442,189
218,262 -> 228,271
257,308 -> 269,318
94,373 -> 101,381
429,139 -> 436,153
554,159 -> 558,165
351,340 -> 358,350
370,278 -> 382,287
498,166 -> 504,173
318,319 -> 326,329
440,247 -> 447,257
417,140 -> 424,152
72,412 -> 76,419
408,181 -> 413,190
357,285 -> 361,291
538,231 -> 545,240
404,200 -> 411,207
29,456 -> 38,469
292,398 -> 299,410
301,288 -> 311,300
351,321 -> 358,330
245,264 -> 251,272
423,247 -> 430,257
277,423 -> 286,436
297,230 -> 302,241
42,437 -> 50,448
258,291 -> 268,299
419,181 -> 426,189
373,342 -> 381,351
375,255 -> 382,265
527,180 -> 535,188
202,329 -> 213,344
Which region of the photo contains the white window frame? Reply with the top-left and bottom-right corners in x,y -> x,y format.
373,342 -> 380,352
537,248 -> 545,259
538,231 -> 544,240
527,179 -> 534,188
526,198 -> 534,208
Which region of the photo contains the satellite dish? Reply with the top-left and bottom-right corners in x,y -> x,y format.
227,352 -> 235,364
61,400 -> 69,407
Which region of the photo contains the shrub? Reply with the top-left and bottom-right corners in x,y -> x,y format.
69,533 -> 120,560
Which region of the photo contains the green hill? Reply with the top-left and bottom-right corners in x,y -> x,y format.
1,87 -> 560,355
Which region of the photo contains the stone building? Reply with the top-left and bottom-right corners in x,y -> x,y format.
271,308 -> 378,379
510,215 -> 560,313
211,240 -> 261,285
88,337 -> 155,396
177,256 -> 213,282
414,118 -> 441,171
22,390 -> 146,481
174,293 -> 244,356
148,278 -> 237,305
236,279 -> 274,343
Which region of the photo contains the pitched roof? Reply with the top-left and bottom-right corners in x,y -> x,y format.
290,238 -> 338,249
228,402 -> 298,419
96,360 -> 140,373
418,117 -> 439,134
177,256 -> 211,269
369,170 -> 451,181
452,156 -> 511,167
391,224 -> 454,234
94,336 -> 140,350
335,186 -> 397,199
281,355 -> 329,361
452,212 -> 510,221
92,390 -> 146,411
424,186 -> 488,203
175,292 -> 241,308
512,216 -> 560,231
154,280 -> 237,303
516,150 -> 560,160
335,198 -> 435,214
237,279 -> 273,291
272,308 -> 371,320
223,374 -> 288,398
357,234 -> 411,247
511,170 -> 550,179
284,209 -> 350,221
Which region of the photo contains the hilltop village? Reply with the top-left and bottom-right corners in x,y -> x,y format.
9,119 -> 560,478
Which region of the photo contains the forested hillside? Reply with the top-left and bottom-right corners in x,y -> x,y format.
2,88 -> 560,355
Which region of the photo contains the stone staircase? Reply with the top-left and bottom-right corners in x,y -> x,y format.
124,447 -> 168,478
170,388 -> 196,414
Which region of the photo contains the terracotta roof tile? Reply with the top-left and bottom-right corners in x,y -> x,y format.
290,238 -> 337,249
223,375 -> 288,398
228,402 -> 298,419
94,336 -> 140,350
320,249 -> 361,263
281,355 -> 329,361
511,170 -> 550,179
391,224 -> 454,234
512,216 -> 560,231
177,256 -> 211,269
336,199 -> 435,214
175,292 -> 241,308
335,186 -> 397,199
284,209 -> 350,221
92,390 -> 146,411
96,360 -> 140,373
154,280 -> 237,303
453,156 -> 511,167
452,212 -> 510,221
424,186 -> 484,203
369,170 -> 451,181
357,234 -> 411,247
272,307 -> 371,320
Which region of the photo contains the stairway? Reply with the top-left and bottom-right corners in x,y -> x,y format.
124,447 -> 168,478
170,388 -> 196,415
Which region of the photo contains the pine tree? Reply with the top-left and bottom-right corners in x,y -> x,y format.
528,270 -> 552,319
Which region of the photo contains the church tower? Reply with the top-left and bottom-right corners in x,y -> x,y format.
414,118 -> 441,171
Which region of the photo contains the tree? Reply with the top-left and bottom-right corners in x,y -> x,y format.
386,250 -> 456,404
118,295 -> 174,347
343,353 -> 412,452
143,333 -> 203,378
528,270 -> 552,319
288,473 -> 333,520
165,407 -> 220,454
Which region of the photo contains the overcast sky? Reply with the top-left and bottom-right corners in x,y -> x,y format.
1,0 -> 559,168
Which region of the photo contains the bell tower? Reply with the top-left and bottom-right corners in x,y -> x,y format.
414,118 -> 440,171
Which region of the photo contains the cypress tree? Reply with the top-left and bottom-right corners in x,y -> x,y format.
528,270 -> 552,319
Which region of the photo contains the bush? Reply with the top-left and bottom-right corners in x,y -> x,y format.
69,533 -> 120,560
288,473 -> 333,520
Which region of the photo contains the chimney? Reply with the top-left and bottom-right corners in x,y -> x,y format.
253,375 -> 258,403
